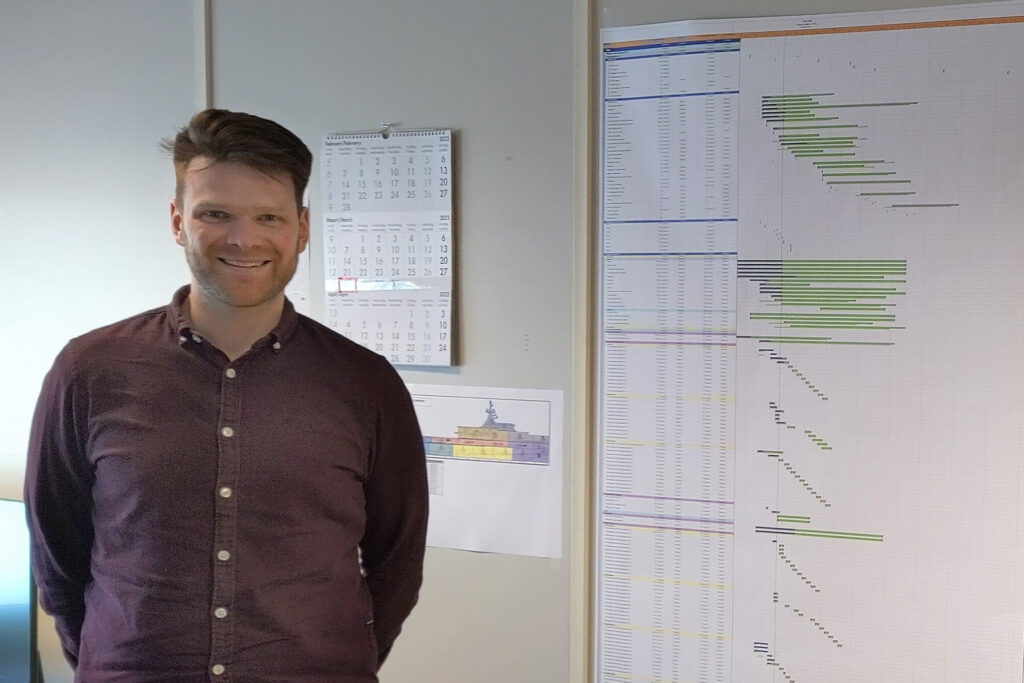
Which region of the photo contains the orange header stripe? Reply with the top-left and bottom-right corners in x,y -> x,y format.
606,14 -> 1024,49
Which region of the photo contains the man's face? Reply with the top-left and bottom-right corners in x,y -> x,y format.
170,158 -> 309,312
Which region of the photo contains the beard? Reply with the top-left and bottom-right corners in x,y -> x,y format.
183,237 -> 300,311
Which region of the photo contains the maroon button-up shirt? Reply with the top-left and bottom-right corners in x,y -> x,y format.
25,287 -> 428,682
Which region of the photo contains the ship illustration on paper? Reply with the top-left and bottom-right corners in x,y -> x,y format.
422,400 -> 550,464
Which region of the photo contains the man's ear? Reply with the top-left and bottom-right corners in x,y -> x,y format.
298,207 -> 310,253
170,199 -> 186,246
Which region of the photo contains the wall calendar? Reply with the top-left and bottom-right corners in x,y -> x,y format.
320,129 -> 453,366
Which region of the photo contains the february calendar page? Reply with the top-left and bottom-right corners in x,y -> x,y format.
320,130 -> 453,366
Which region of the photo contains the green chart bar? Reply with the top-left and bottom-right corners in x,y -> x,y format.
755,526 -> 884,542
738,260 -> 908,341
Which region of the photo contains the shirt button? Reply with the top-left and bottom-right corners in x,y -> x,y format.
219,487 -> 232,498
225,368 -> 237,379
217,549 -> 231,561
211,664 -> 225,676
214,607 -> 228,619
273,341 -> 282,350
221,426 -> 234,438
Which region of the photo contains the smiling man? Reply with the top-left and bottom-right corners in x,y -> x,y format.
24,109 -> 428,682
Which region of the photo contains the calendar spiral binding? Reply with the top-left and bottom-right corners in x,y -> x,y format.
324,124 -> 451,142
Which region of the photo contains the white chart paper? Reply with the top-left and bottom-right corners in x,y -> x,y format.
320,130 -> 453,366
598,4 -> 1024,681
407,384 -> 563,558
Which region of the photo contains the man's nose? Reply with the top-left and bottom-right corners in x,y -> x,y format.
225,217 -> 261,249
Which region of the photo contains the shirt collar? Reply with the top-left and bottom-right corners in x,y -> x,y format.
168,285 -> 300,351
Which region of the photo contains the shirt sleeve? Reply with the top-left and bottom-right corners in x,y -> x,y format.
360,360 -> 428,666
23,344 -> 95,668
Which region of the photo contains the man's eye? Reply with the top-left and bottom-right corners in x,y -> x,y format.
258,214 -> 281,223
201,210 -> 228,220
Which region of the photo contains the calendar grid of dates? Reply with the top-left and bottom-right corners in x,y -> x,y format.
320,130 -> 453,366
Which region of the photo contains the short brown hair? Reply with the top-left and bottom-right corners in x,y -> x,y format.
161,109 -> 312,209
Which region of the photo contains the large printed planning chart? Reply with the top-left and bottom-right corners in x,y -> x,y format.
598,3 -> 1024,682
320,130 -> 453,366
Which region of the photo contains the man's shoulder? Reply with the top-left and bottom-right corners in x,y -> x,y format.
61,304 -> 173,367
73,303 -> 170,344
291,313 -> 403,382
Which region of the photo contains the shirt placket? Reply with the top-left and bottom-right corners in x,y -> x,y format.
209,361 -> 242,680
